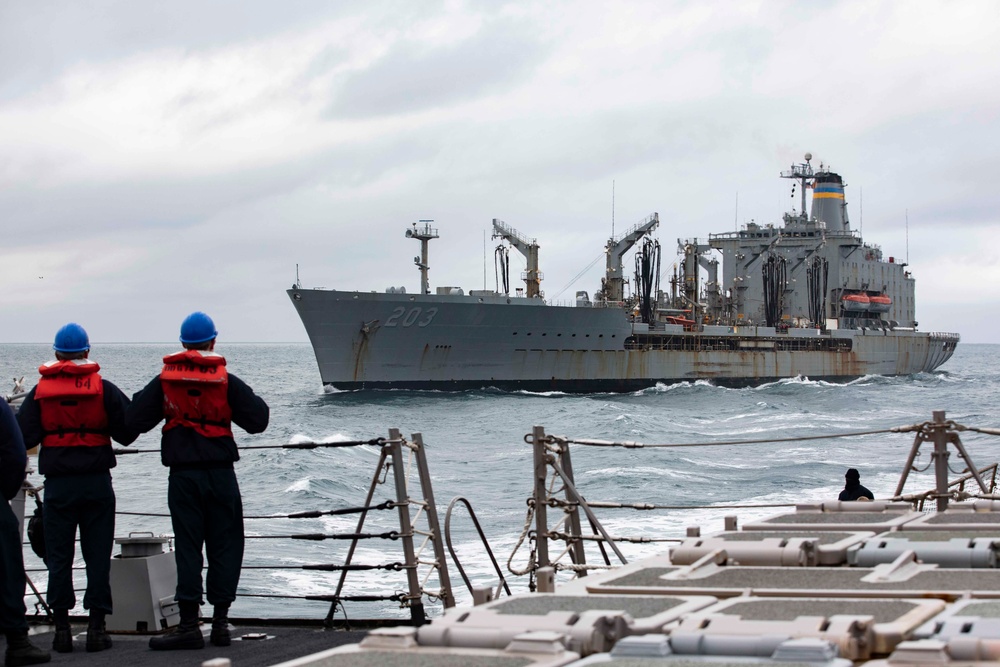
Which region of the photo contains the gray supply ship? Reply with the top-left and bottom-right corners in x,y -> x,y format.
288,155 -> 959,392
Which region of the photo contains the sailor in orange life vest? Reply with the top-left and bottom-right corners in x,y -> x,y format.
126,312 -> 269,651
16,323 -> 138,655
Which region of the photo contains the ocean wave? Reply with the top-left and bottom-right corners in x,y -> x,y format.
633,379 -> 719,396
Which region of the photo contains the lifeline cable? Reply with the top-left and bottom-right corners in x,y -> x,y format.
306,593 -> 405,603
240,562 -> 404,572
543,426 -> 902,449
548,531 -> 679,544
248,530 -> 402,541
111,438 -> 391,455
548,499 -> 796,511
114,500 -> 397,520
235,593 -> 405,603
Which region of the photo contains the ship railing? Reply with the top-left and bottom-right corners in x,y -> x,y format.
513,411 -> 1000,585
708,228 -> 861,242
17,429 -> 455,628
613,213 -> 658,243
492,219 -> 536,248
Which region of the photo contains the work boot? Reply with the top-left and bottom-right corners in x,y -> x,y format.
51,610 -> 71,653
148,619 -> 204,651
85,612 -> 112,653
50,627 -> 72,654
209,618 -> 231,647
149,601 -> 204,651
4,630 -> 51,666
210,604 -> 231,647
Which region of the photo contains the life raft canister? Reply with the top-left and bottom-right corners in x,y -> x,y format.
160,350 -> 233,438
35,359 -> 110,448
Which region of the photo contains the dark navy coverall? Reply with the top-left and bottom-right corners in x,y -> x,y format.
839,481 -> 875,501
0,400 -> 29,634
17,380 -> 136,615
126,371 -> 268,607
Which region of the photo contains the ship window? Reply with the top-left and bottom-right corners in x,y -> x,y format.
557,333 -> 562,337
512,332 -> 517,336
542,333 -> 547,336
599,334 -> 604,338
527,333 -> 532,336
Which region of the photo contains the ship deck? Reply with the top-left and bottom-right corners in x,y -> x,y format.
25,622 -> 369,667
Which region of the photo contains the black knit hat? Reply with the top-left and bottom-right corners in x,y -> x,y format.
846,468 -> 860,480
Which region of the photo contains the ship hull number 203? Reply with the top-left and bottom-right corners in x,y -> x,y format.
385,306 -> 438,328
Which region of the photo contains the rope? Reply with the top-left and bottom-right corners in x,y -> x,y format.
245,501 -> 397,520
112,438 -> 390,455
236,593 -> 405,603
240,562 -> 404,572
506,504 -> 537,577
548,499 -> 796,511
249,531 -> 402,541
548,531 -> 679,544
552,562 -> 617,572
114,501 -> 398,521
960,426 -> 1000,436
305,593 -> 406,603
546,426 -> 903,449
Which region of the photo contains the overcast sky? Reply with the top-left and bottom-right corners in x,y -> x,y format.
1,0 -> 998,345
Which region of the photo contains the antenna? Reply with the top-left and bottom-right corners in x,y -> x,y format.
734,191 -> 738,232
612,180 -> 616,239
905,209 -> 910,265
483,229 -> 487,290
860,187 -> 863,236
295,263 -> 301,288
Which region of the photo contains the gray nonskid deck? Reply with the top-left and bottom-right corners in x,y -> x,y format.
592,566 -> 1000,597
25,624 -> 368,667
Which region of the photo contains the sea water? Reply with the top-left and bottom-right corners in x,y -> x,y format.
2,342 -> 998,621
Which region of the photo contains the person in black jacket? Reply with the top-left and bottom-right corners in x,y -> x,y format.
16,323 -> 137,654
126,312 -> 268,651
838,468 -> 874,501
1,400 -> 51,666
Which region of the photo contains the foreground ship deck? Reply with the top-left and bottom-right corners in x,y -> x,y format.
20,625 -> 367,667
14,411 -> 1000,666
275,412 -> 1000,667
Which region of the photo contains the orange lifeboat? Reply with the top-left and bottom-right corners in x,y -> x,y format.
869,294 -> 892,313
841,292 -> 870,312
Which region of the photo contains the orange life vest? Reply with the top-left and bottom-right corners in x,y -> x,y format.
35,359 -> 110,448
160,350 -> 233,439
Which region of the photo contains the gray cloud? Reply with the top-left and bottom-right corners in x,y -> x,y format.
0,1 -> 359,98
1,1 -> 997,344
326,18 -> 548,118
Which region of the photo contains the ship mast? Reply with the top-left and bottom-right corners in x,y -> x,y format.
492,219 -> 542,298
406,220 -> 438,295
780,152 -> 815,220
603,213 -> 659,302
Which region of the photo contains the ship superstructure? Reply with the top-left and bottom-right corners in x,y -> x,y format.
288,156 -> 958,391
677,154 -> 916,332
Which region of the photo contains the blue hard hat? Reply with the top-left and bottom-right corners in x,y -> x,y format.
179,311 -> 218,344
53,323 -> 90,353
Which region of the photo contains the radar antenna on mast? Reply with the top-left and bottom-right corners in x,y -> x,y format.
780,152 -> 815,218
405,220 -> 438,295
